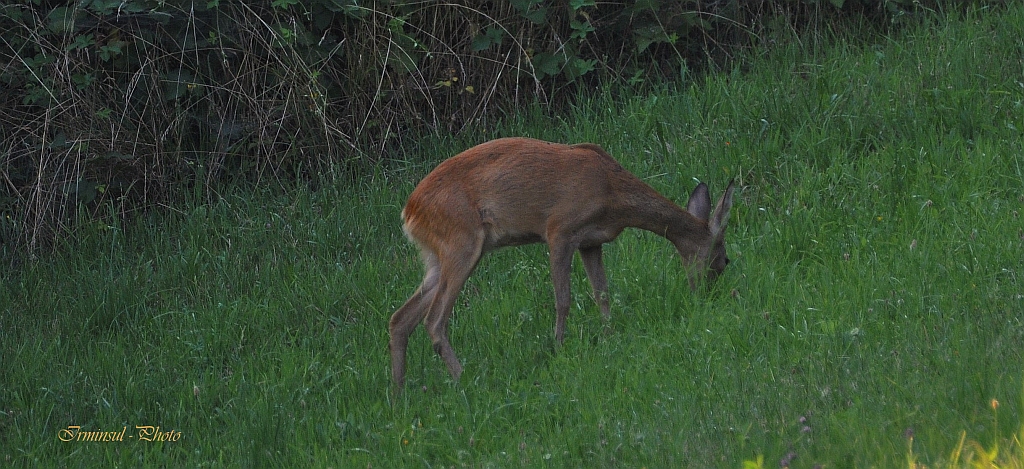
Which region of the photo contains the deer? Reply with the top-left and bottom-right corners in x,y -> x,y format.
389,137 -> 737,387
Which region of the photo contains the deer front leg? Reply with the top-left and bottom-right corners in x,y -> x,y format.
548,240 -> 577,343
579,245 -> 610,322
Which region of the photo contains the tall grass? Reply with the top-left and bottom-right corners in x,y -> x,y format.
2,5 -> 1022,468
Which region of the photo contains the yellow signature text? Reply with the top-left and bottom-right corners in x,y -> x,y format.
58,425 -> 183,442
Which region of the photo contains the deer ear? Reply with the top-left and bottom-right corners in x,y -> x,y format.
710,180 -> 737,237
686,182 -> 712,221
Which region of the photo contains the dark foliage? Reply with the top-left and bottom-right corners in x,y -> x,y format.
0,0 -> 989,258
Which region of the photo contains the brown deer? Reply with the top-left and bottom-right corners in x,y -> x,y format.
389,137 -> 736,387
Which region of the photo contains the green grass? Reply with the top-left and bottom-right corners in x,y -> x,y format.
3,6 -> 1023,468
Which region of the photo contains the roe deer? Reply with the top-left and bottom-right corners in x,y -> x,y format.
390,137 -> 736,387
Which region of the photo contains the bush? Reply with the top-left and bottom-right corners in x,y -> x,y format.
0,0 -> 988,259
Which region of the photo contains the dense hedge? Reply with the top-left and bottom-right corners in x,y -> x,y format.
0,0 -> 979,257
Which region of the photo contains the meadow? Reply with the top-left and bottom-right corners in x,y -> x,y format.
2,5 -> 1023,468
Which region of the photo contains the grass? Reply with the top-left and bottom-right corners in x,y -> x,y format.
2,5 -> 1023,468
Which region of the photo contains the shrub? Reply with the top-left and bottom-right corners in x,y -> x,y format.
0,0 -> 989,259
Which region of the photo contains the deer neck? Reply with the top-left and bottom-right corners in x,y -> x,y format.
616,187 -> 710,256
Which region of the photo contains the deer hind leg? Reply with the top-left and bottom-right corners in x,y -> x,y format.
579,245 -> 610,322
389,251 -> 441,387
423,230 -> 485,382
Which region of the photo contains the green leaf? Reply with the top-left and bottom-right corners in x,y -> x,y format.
530,52 -> 562,79
383,20 -> 423,73
471,26 -> 504,52
523,7 -> 547,25
633,24 -> 665,53
98,41 -> 124,61
510,0 -> 543,13
272,0 -> 299,10
327,0 -> 367,18
85,0 -> 122,16
564,57 -> 596,81
71,73 -> 95,90
471,34 -> 492,52
742,455 -> 765,469
569,19 -> 595,41
162,68 -> 196,101
64,180 -> 98,205
67,34 -> 96,52
45,6 -> 77,33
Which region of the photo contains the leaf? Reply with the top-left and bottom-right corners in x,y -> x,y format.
45,6 -> 77,33
383,22 -> 423,74
564,57 -> 596,81
48,132 -> 69,150
570,19 -> 595,41
632,23 -> 674,53
162,68 -> 196,101
471,27 -> 504,52
67,34 -> 96,52
742,455 -> 765,469
85,0 -> 123,16
71,73 -> 95,90
510,0 -> 543,13
272,0 -> 299,10
327,0 -> 367,19
64,180 -> 98,205
471,34 -> 492,52
523,7 -> 547,25
98,41 -> 124,61
530,52 -> 562,79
